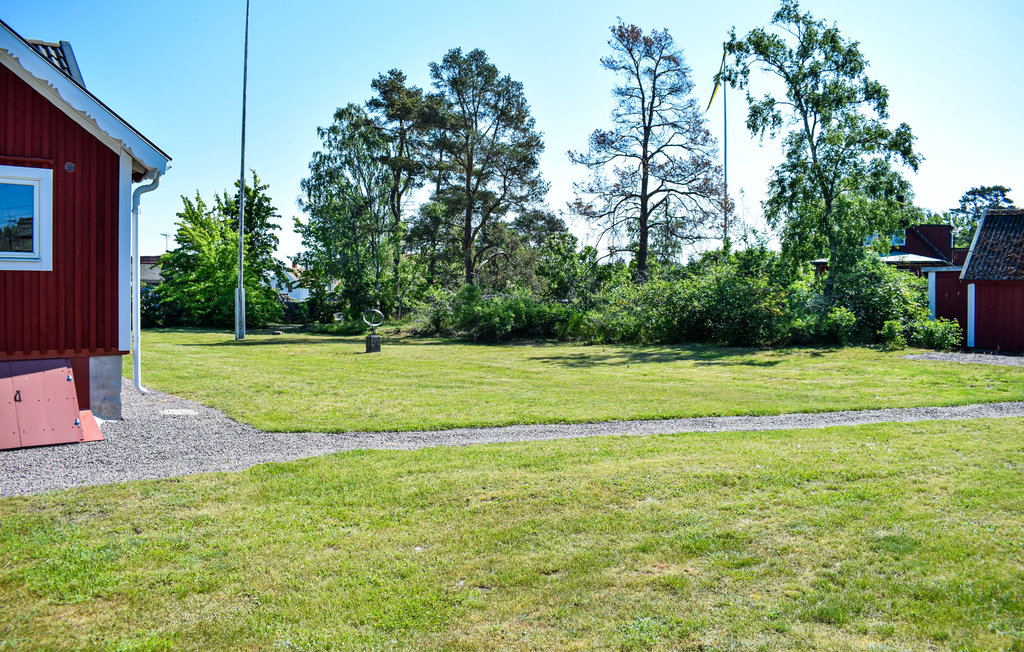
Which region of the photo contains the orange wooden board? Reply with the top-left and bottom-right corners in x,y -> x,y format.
78,409 -> 104,442
2,359 -> 83,448
0,362 -> 21,450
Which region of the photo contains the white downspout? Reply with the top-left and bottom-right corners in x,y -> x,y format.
131,173 -> 161,394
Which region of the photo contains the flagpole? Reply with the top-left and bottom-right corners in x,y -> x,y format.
235,0 -> 250,340
723,71 -> 728,246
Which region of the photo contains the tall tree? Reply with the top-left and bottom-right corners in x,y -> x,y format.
950,185 -> 1015,246
569,22 -> 725,282
725,0 -> 921,295
511,209 -> 568,249
429,48 -> 547,285
295,104 -> 395,316
406,200 -> 462,289
216,171 -> 287,288
160,190 -> 283,328
367,70 -> 441,313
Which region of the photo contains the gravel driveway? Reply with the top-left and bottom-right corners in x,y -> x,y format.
2,379 -> 1024,497
904,351 -> 1024,366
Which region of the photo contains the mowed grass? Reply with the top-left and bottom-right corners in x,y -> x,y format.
2,418 -> 1023,650
125,329 -> 1024,432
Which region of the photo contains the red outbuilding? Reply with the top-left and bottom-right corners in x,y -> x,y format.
1,19 -> 170,449
920,210 -> 1024,352
957,210 -> 1024,352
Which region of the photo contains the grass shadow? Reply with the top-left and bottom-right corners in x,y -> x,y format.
530,345 -> 761,368
530,344 -> 843,368
185,337 -> 340,347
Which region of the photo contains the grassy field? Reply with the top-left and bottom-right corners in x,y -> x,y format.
124,329 -> 1024,432
2,418 -> 1022,650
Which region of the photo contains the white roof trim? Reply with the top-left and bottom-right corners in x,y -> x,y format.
812,254 -> 948,265
878,253 -> 948,264
0,21 -> 169,176
959,209 -> 988,281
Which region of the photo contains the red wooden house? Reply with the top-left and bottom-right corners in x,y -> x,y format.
957,210 -> 1024,352
920,211 -> 1024,352
1,19 -> 170,449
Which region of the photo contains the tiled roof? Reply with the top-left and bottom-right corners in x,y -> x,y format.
962,210 -> 1024,281
25,39 -> 84,87
139,256 -> 163,284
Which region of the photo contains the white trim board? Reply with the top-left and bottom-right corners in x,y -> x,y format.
118,151 -> 132,352
928,272 -> 936,320
967,283 -> 976,347
960,210 -> 988,281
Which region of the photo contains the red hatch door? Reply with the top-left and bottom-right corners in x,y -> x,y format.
4,359 -> 84,448
0,362 -> 21,450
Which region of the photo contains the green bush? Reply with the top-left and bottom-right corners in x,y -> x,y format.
315,320 -> 369,336
830,257 -> 927,342
821,306 -> 857,346
410,248 -> 941,350
415,285 -> 579,342
908,317 -> 963,351
281,300 -> 309,324
584,279 -> 686,344
579,264 -> 791,347
140,284 -> 178,328
880,319 -> 907,350
693,265 -> 791,347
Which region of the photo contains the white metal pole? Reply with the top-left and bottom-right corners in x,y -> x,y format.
723,73 -> 728,245
235,0 -> 250,340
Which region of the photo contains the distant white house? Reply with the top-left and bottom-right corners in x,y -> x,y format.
271,262 -> 309,302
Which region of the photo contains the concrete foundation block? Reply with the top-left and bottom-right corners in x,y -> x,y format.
89,355 -> 123,420
366,334 -> 381,353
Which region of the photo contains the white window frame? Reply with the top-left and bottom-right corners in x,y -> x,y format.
0,164 -> 53,271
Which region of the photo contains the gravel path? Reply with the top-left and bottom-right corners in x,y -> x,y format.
2,380 -> 1024,497
904,351 -> 1024,367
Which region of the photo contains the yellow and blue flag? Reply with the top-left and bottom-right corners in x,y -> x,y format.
706,49 -> 726,113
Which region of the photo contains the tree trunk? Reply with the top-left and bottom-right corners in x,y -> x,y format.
636,212 -> 649,283
824,240 -> 837,300
463,150 -> 475,285
463,205 -> 474,285
637,157 -> 650,283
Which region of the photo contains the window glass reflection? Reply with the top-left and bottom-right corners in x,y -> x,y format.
0,182 -> 34,253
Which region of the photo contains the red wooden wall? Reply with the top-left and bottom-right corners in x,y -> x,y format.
901,225 -> 953,261
934,271 -> 968,346
975,281 -> 1024,352
0,62 -> 122,359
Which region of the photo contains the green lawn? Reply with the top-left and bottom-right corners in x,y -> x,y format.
125,329 -> 1024,432
2,418 -> 1023,650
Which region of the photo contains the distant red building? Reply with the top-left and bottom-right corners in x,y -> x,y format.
956,210 -> 1024,352
1,19 -> 170,448
808,217 -> 1023,352
914,212 -> 1024,352
811,224 -> 956,278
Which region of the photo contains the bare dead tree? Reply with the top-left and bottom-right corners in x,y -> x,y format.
570,22 -> 728,281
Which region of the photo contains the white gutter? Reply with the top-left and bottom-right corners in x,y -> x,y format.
131,173 -> 161,395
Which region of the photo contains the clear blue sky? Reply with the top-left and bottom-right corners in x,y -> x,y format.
5,1 -> 1023,259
